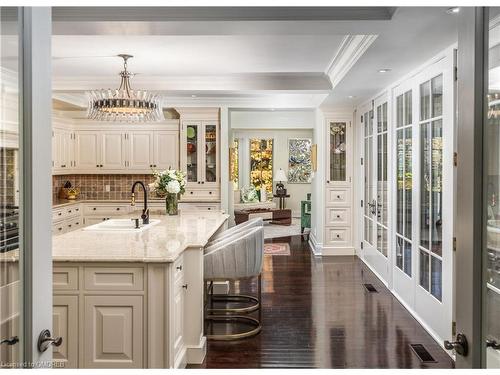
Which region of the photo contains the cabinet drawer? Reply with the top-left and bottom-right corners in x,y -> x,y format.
53,295 -> 78,368
325,227 -> 351,246
53,204 -> 81,222
178,202 -> 220,212
84,267 -> 144,291
66,217 -> 83,232
83,204 -> 130,216
183,188 -> 220,201
53,267 -> 79,290
326,207 -> 351,226
326,188 -> 351,206
53,222 -> 67,235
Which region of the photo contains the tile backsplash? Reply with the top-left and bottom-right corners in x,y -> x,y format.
53,174 -> 157,201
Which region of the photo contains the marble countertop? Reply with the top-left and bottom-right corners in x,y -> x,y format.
52,211 -> 228,263
52,199 -> 220,208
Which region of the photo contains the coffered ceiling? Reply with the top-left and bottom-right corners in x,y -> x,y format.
48,6 -> 458,111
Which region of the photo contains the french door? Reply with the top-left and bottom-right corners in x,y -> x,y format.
362,95 -> 390,283
360,52 -> 455,346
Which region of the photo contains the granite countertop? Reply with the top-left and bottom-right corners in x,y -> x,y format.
52,211 -> 228,263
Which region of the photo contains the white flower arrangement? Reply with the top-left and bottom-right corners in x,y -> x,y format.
149,168 -> 187,197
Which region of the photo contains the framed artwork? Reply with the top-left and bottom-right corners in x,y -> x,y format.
288,138 -> 312,183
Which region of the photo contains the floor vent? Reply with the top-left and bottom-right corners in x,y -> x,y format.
363,283 -> 378,293
410,344 -> 437,363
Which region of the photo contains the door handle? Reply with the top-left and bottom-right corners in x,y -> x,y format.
37,329 -> 63,353
0,336 -> 19,346
444,333 -> 468,356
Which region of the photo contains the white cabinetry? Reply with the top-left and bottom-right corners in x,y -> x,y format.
74,131 -> 100,170
178,108 -> 220,202
323,116 -> 354,255
52,118 -> 179,174
52,204 -> 83,235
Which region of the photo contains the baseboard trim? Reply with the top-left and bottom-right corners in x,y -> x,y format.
321,246 -> 355,256
174,347 -> 188,369
185,336 -> 207,364
308,232 -> 322,256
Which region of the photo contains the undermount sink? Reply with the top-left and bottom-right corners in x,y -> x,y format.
83,219 -> 161,232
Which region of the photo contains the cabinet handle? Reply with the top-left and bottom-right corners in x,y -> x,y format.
93,207 -> 97,210
327,180 -> 330,183
58,212 -> 62,216
337,215 -> 340,218
209,191 -> 212,195
96,164 -> 99,167
150,164 -> 153,168
176,265 -> 183,271
337,195 -> 341,199
116,208 -> 120,211
68,210 -> 72,213
208,207 -> 211,210
190,192 -> 193,194
201,181 -> 205,184
182,284 -> 188,290
68,224 -> 72,228
58,227 -> 62,231
336,234 -> 340,238
100,164 -> 103,168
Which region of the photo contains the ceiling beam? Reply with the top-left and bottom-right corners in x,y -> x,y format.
52,7 -> 396,22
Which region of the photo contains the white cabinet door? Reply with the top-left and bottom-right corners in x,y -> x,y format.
154,131 -> 179,170
83,295 -> 143,368
101,132 -> 126,170
128,132 -> 153,170
53,295 -> 78,368
52,129 -> 63,169
75,131 -> 100,170
61,130 -> 73,169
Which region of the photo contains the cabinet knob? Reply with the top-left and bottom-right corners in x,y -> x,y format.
209,191 -> 212,195
190,191 -> 193,194
337,215 -> 341,218
150,164 -> 153,168
96,164 -> 99,167
202,181 -> 205,184
327,180 -> 330,183
116,208 -> 120,211
176,265 -> 183,271
100,164 -> 103,168
337,195 -> 341,199
58,212 -> 62,216
93,207 -> 96,210
336,234 -> 340,238
182,284 -> 188,290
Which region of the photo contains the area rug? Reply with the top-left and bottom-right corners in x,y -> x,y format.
264,218 -> 308,239
264,243 -> 291,256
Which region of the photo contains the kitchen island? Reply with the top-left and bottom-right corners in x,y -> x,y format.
51,211 -> 228,369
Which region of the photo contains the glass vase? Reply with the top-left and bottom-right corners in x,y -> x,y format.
166,193 -> 179,215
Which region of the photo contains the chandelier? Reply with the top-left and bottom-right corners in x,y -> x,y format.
87,54 -> 163,122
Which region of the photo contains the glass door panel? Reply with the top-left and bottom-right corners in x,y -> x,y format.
185,123 -> 199,182
418,74 -> 444,301
204,124 -> 217,183
0,6 -> 21,365
363,111 -> 374,246
329,122 -> 347,182
376,102 -> 388,257
395,90 -> 413,277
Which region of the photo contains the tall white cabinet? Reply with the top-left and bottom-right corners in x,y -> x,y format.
323,116 -> 354,255
178,108 -> 220,202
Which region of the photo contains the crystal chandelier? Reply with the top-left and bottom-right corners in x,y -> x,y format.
87,54 -> 163,122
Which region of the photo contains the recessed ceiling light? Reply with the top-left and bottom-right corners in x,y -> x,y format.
378,69 -> 391,73
446,7 -> 460,14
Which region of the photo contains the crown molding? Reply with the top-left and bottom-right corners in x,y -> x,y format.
325,34 -> 378,91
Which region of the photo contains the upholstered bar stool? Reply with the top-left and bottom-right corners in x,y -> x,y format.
206,217 -> 263,247
203,226 -> 264,340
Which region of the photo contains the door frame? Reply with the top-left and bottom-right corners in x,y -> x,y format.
19,7 -> 53,365
455,6 -> 487,368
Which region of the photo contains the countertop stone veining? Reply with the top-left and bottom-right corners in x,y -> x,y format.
51,211 -> 228,263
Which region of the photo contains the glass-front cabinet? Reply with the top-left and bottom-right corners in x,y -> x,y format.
179,109 -> 220,201
326,120 -> 351,184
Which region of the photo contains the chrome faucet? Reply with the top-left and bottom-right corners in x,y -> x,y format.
131,181 -> 150,225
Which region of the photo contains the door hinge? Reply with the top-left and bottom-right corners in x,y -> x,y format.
361,115 -> 363,123
454,66 -> 458,81
361,200 -> 364,207
453,237 -> 457,252
360,242 -> 364,250
452,321 -> 457,336
454,152 -> 458,167
361,157 -> 363,166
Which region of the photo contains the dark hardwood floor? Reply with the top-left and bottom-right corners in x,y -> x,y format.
193,235 -> 455,369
